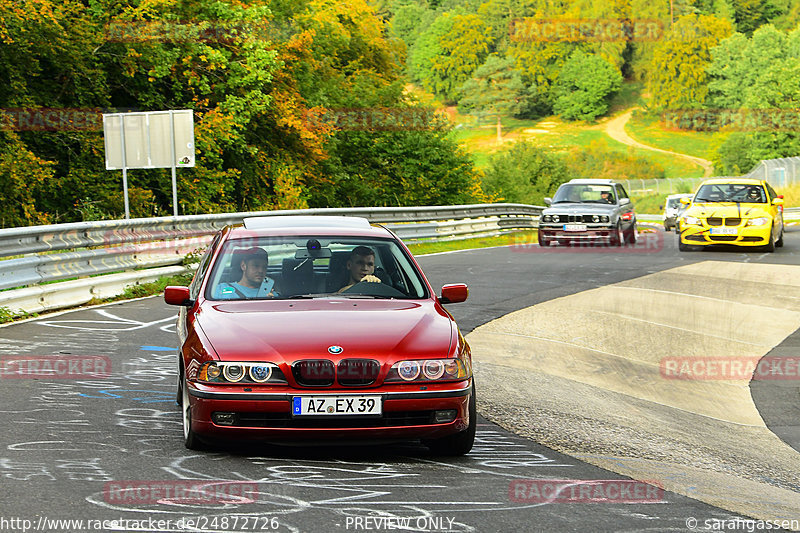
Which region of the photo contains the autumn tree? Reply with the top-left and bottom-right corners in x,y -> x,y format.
647,14 -> 733,110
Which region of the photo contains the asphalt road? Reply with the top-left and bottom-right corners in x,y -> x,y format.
0,226 -> 797,533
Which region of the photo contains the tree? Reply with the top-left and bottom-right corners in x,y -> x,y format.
648,14 -> 733,110
482,142 -> 570,205
458,55 -> 527,143
551,51 -> 622,121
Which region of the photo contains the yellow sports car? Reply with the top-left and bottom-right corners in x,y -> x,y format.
678,179 -> 784,252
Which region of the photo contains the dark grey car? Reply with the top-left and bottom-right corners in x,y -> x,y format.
537,179 -> 637,247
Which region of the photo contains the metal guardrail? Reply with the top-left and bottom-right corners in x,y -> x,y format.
0,204 -> 544,314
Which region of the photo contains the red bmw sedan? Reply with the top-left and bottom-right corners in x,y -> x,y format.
164,215 -> 475,455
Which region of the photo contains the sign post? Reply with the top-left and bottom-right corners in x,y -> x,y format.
103,110 -> 195,218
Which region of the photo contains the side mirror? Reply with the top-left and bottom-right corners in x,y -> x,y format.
164,286 -> 194,307
680,197 -> 691,205
619,197 -> 630,205
543,197 -> 552,205
773,198 -> 784,206
440,284 -> 468,304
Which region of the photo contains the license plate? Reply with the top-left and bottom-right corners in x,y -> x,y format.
292,395 -> 382,416
563,224 -> 587,232
710,227 -> 737,235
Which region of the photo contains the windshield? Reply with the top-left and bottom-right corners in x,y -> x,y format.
205,236 -> 428,300
552,184 -> 616,204
694,184 -> 766,203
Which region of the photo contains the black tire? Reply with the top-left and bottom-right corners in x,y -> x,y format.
763,226 -> 775,252
181,373 -> 205,450
537,231 -> 550,247
678,236 -> 693,252
626,223 -> 637,244
424,383 -> 476,456
776,226 -> 784,248
610,223 -> 623,246
176,356 -> 183,406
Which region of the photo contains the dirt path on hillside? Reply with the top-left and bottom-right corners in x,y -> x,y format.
605,109 -> 714,177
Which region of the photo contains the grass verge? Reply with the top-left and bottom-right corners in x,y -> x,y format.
407,230 -> 538,255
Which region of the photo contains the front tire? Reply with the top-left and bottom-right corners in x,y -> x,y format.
678,235 -> 694,252
181,374 -> 204,450
537,231 -> 550,247
763,226 -> 775,252
610,223 -> 623,247
424,383 -> 476,456
625,222 -> 637,244
776,226 -> 784,248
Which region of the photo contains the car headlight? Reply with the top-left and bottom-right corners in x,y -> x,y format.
198,362 -> 286,384
745,217 -> 770,226
386,356 -> 471,382
592,215 -> 600,222
683,216 -> 702,226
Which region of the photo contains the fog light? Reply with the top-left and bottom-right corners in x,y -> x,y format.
212,412 -> 236,426
433,410 -> 457,423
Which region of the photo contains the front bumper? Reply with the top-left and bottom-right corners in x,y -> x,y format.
187,380 -> 473,441
679,224 -> 771,246
538,225 -> 616,242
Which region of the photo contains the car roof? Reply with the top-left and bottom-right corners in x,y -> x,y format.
699,178 -> 764,186
225,215 -> 393,239
565,179 -> 618,185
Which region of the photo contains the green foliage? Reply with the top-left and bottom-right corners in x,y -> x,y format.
732,0 -> 785,34
648,14 -> 733,110
409,13 -> 492,102
551,51 -> 622,121
563,140 -> 667,180
482,142 -> 570,205
458,55 -> 527,122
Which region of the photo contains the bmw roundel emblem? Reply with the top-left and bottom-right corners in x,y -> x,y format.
328,345 -> 343,355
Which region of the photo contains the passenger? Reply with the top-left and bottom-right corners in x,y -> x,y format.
337,246 -> 382,293
215,247 -> 279,299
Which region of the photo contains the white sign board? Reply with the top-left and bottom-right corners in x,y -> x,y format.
103,110 -> 194,170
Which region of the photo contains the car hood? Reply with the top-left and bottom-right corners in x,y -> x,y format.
196,299 -> 455,363
685,202 -> 773,218
544,203 -> 616,214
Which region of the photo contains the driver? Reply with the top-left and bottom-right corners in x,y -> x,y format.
337,246 -> 382,293
746,187 -> 761,202
600,190 -> 614,204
